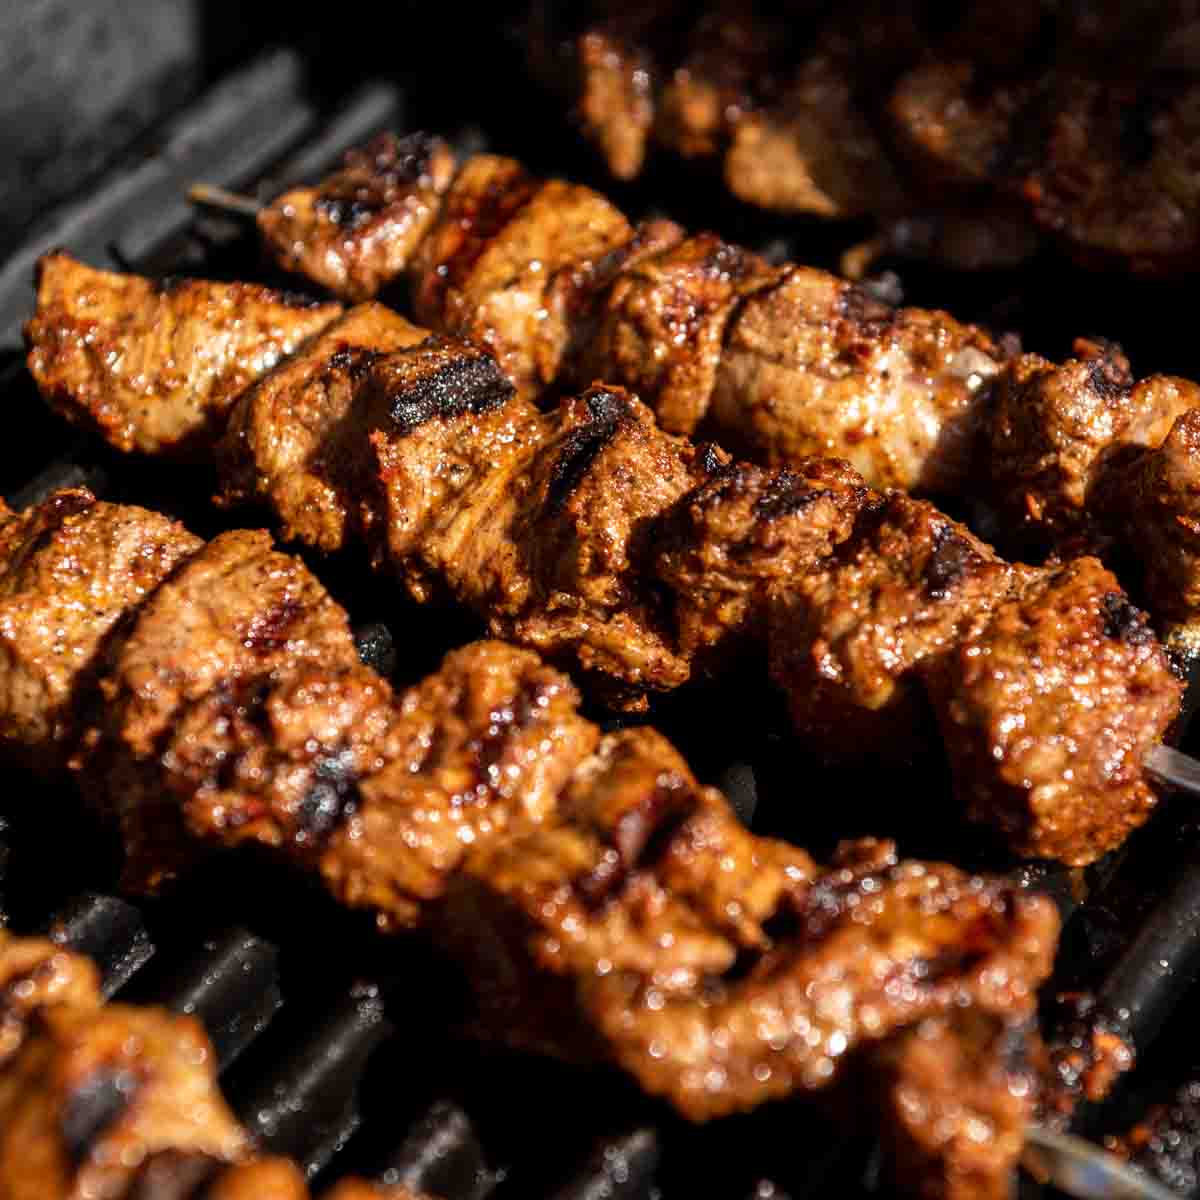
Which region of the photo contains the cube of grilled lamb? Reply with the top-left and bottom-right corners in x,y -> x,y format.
0,1002 -> 248,1199
0,933 -> 101,1066
923,557 -> 1183,864
567,233 -> 784,434
869,1011 -> 1039,1200
653,457 -> 869,664
768,495 -> 1018,762
257,132 -> 456,302
24,253 -> 341,456
0,490 -> 203,770
1097,408 -> 1200,652
408,155 -> 633,397
988,338 -> 1200,541
85,529 -> 359,891
709,268 -> 1009,494
217,302 -> 430,553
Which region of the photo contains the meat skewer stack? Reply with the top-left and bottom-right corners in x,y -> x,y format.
24,247 -> 1185,867
0,486 -> 1062,1199
0,926 -> 434,1199
189,134 -> 1200,661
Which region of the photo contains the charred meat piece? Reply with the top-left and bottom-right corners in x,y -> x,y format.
568,233 -> 783,434
1098,408 -> 1200,651
87,529 -> 359,891
709,268 -> 1009,494
0,1002 -> 247,1199
870,1012 -> 1039,1200
217,302 -> 428,554
988,339 -> 1200,540
924,557 -> 1182,864
0,933 -> 101,1066
322,641 -> 598,932
408,154 -> 633,397
25,253 -> 341,457
258,133 -> 456,302
653,456 -> 869,663
0,491 -> 202,770
768,495 -> 1017,762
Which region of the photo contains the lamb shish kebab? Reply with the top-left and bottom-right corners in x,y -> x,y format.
0,488 -> 1059,1200
23,254 -> 1185,867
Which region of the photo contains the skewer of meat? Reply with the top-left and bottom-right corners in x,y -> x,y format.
0,488 -> 1061,1200
0,930 -> 433,1199
192,136 -> 1200,658
22,254 -> 1185,866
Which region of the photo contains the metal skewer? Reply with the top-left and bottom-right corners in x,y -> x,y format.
188,182 -> 265,218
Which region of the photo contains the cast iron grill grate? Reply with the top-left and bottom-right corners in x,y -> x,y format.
6,33 -> 1200,1200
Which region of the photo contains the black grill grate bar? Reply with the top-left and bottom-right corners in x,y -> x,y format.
546,1128 -> 661,1200
373,1099 -> 503,1200
43,892 -> 155,998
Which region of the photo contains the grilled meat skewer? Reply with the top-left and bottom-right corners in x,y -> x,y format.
0,931 -> 432,1200
23,255 -> 1184,865
234,138 -> 1200,651
0,491 -> 1060,1199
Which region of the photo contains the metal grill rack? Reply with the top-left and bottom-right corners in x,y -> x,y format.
6,29 -> 1200,1199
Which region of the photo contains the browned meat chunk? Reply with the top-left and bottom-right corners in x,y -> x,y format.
0,934 -> 100,1066
769,495 -> 1016,762
0,490 -> 202,770
88,529 -> 359,890
322,641 -> 598,931
25,253 -> 341,456
870,1012 -> 1037,1200
924,557 -> 1182,864
258,133 -> 456,302
0,1003 -> 247,1199
409,155 -> 632,397
569,233 -> 782,434
988,339 -> 1199,539
1099,408 -> 1200,650
710,268 -> 1008,493
438,725 -> 818,1062
217,302 -> 428,553
653,457 -> 868,663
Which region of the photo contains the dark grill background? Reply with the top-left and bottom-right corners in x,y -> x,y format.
5,9 -> 1200,1196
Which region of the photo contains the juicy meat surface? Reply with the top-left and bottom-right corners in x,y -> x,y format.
988,339 -> 1199,540
88,528 -> 359,890
258,132 -> 456,302
0,1002 -> 247,1200
870,1012 -> 1037,1200
409,155 -> 633,397
709,268 -> 1008,493
569,233 -> 782,434
653,456 -> 868,663
924,557 -> 1183,864
1101,408 -> 1200,650
769,495 -> 1017,762
0,491 -> 202,769
25,253 -> 341,456
217,302 -> 429,553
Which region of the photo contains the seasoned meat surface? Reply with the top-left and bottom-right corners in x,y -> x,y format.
217,303 -> 428,553
871,1012 -> 1037,1200
409,155 -> 633,397
25,253 -> 341,456
709,268 -> 1008,493
988,340 -> 1199,540
258,133 -> 456,302
0,1003 -> 247,1200
1100,408 -> 1200,650
0,491 -> 202,770
653,456 -> 868,663
89,529 -> 358,890
924,557 -> 1182,864
322,641 -> 598,931
769,495 -> 1017,762
570,233 -> 781,434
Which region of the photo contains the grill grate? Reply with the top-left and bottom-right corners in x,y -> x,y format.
7,31 -> 1200,1200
